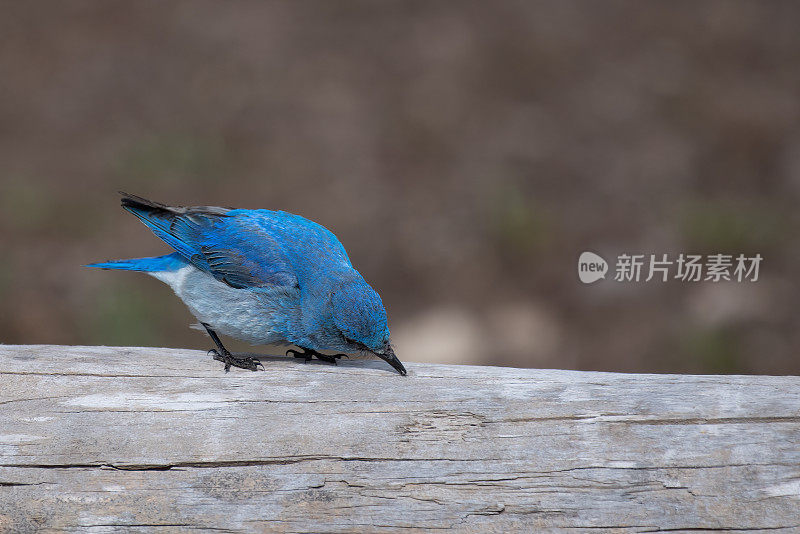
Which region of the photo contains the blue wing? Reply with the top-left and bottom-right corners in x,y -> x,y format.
120,193 -> 298,290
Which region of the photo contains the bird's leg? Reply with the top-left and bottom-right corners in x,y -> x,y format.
286,346 -> 349,365
202,323 -> 262,372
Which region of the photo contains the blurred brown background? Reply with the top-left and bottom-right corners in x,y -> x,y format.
2,1 -> 799,374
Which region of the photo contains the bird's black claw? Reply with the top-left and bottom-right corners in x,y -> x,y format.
287,347 -> 348,366
209,349 -> 262,372
314,353 -> 348,364
286,349 -> 312,362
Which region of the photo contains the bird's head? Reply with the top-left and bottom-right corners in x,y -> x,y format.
331,280 -> 406,375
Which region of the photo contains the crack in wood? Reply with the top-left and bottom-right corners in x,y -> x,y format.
1,456 -> 508,471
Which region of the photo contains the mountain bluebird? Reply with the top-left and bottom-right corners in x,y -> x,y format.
88,193 -> 406,375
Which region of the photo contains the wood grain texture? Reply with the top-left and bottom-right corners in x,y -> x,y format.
1,344 -> 799,533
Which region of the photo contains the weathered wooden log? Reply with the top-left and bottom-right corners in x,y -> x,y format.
1,344 -> 799,532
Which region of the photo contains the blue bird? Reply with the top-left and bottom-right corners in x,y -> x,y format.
87,193 -> 406,375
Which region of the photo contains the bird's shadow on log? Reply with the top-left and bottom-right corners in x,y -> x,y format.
229,351 -> 395,373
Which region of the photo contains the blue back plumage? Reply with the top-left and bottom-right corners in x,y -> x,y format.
114,194 -> 356,291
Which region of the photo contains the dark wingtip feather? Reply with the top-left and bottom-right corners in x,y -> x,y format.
118,192 -> 231,217
119,192 -> 171,212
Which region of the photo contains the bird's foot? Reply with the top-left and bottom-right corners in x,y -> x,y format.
286,347 -> 349,366
315,353 -> 348,365
208,349 -> 262,372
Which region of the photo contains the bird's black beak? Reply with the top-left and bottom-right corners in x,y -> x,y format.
376,345 -> 407,376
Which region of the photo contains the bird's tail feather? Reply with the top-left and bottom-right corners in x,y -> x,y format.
86,252 -> 186,272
